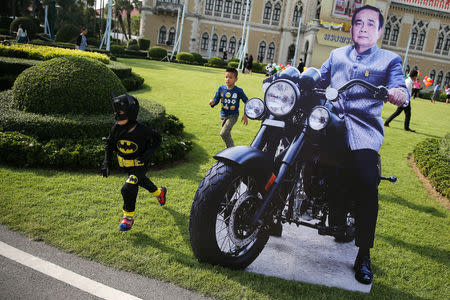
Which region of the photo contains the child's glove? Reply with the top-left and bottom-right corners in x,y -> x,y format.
101,163 -> 110,178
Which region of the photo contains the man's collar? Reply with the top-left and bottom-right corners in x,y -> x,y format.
352,45 -> 379,56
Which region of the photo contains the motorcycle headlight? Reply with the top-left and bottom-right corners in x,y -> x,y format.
264,79 -> 299,117
244,98 -> 265,120
308,106 -> 330,130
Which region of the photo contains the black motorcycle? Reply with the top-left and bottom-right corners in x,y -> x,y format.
189,67 -> 396,270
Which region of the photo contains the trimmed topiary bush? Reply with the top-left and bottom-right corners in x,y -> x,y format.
205,57 -> 226,68
10,17 -> 38,37
229,57 -> 239,63
176,52 -> 194,63
413,135 -> 450,198
127,44 -> 140,51
227,61 -> 239,68
138,38 -> 150,50
127,39 -> 138,48
110,45 -> 126,56
55,24 -> 80,43
148,46 -> 167,60
12,56 -> 126,115
121,72 -> 145,92
190,52 -> 204,64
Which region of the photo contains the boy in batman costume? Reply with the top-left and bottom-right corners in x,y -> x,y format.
101,94 -> 166,231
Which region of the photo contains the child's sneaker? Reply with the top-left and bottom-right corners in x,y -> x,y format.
156,186 -> 167,206
119,216 -> 134,231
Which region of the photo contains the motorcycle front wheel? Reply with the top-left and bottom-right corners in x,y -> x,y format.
189,162 -> 270,269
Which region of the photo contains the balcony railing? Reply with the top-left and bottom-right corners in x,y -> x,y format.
154,0 -> 182,14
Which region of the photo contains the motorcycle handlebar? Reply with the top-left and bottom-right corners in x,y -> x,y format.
313,79 -> 389,102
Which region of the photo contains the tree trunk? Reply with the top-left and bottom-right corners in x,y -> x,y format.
126,11 -> 131,39
117,14 -> 128,41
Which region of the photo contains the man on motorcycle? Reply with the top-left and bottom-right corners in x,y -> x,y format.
318,5 -> 408,284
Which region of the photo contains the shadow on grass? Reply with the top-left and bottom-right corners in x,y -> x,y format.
378,234 -> 450,269
164,206 -> 191,247
383,121 -> 441,139
380,192 -> 446,218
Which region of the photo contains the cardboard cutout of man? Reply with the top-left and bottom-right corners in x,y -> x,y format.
318,5 -> 408,285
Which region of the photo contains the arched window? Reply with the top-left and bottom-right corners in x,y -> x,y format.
205,0 -> 214,11
224,0 -> 232,14
383,23 -> 391,41
430,69 -> 436,82
168,27 -> 176,46
263,2 -> 272,20
215,0 -> 223,12
267,42 -> 275,60
201,32 -> 209,50
436,71 -> 443,85
219,35 -> 227,52
410,27 -> 417,47
292,2 -> 302,27
242,0 -> 251,16
158,26 -> 166,44
436,32 -> 444,50
258,41 -> 266,61
417,29 -> 426,49
272,3 -> 281,21
212,34 -> 218,51
229,36 -> 236,53
233,0 -> 242,15
391,24 -> 399,42
444,72 -> 450,86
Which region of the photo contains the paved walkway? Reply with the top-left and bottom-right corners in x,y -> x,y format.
246,223 -> 372,293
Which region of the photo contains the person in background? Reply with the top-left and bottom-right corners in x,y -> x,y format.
76,27 -> 88,51
247,54 -> 253,75
431,83 -> 440,103
384,69 -> 418,132
297,58 -> 305,73
16,24 -> 28,43
412,78 -> 421,99
445,84 -> 450,104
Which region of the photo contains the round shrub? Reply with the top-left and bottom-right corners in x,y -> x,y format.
176,52 -> 194,63
127,44 -> 140,51
148,46 -> 167,60
127,39 -> 138,47
138,38 -> 150,50
207,57 -> 226,68
10,17 -> 37,36
190,52 -> 203,64
227,61 -> 239,68
121,72 -> 145,91
229,57 -> 240,63
12,56 -> 126,115
55,24 -> 80,42
110,45 -> 126,56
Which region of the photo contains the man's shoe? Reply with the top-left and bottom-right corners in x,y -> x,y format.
384,123 -> 389,127
354,255 -> 373,284
119,216 -> 134,231
156,186 -> 167,206
405,128 -> 416,132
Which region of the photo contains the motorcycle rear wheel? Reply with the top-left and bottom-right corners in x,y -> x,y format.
189,162 -> 270,269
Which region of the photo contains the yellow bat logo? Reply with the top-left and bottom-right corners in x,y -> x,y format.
117,140 -> 138,154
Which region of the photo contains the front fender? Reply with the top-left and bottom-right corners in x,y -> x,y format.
213,146 -> 273,176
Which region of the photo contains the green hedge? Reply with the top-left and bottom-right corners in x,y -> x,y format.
148,46 -> 167,60
190,52 -> 205,65
176,52 -> 194,63
110,45 -> 126,56
138,38 -> 150,51
121,72 -> 145,92
107,60 -> 132,78
0,56 -> 41,75
127,44 -> 140,51
413,135 -> 450,199
0,90 -> 182,141
13,56 -> 125,115
0,131 -> 192,169
127,39 -> 138,47
419,90 -> 446,102
0,44 -> 110,64
227,61 -> 239,68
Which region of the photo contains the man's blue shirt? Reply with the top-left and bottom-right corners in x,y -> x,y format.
319,45 -> 408,152
212,85 -> 248,117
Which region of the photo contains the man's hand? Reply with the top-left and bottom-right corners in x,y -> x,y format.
209,99 -> 215,107
387,88 -> 407,106
101,164 -> 110,178
241,114 -> 248,126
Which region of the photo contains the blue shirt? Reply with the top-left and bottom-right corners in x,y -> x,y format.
212,85 -> 248,117
319,45 -> 408,152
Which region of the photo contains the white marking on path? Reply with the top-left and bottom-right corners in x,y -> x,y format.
0,241 -> 142,300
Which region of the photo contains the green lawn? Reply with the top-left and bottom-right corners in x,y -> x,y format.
1,59 -> 449,300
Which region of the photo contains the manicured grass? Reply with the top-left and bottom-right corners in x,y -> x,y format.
1,59 -> 449,299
